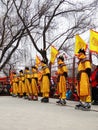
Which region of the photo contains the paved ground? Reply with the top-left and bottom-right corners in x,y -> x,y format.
0,96 -> 98,130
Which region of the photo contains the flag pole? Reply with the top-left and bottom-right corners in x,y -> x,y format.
89,51 -> 92,64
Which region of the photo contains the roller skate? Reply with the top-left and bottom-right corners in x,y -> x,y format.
56,99 -> 66,106
81,103 -> 91,111
60,99 -> 66,106
75,102 -> 84,110
56,99 -> 61,104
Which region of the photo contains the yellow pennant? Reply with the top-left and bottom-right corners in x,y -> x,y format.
35,55 -> 41,66
50,46 -> 59,64
74,35 -> 87,56
90,30 -> 98,54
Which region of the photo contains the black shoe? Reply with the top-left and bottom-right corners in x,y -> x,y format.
18,95 -> 23,98
12,94 -> 17,97
42,97 -> 49,103
41,97 -> 45,102
24,95 -> 28,99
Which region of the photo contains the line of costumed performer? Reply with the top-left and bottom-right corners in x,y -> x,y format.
40,60 -> 50,103
75,49 -> 92,110
56,55 -> 68,105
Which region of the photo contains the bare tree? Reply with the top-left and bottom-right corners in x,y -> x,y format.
0,0 -> 98,71
0,0 -> 27,70
12,0 -> 98,64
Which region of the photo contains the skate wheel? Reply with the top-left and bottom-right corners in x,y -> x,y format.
81,108 -> 91,111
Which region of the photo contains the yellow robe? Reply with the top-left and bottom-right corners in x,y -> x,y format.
12,75 -> 18,95
18,73 -> 25,96
31,71 -> 39,96
24,70 -> 32,95
78,59 -> 91,95
77,56 -> 91,102
57,62 -> 68,99
41,65 -> 50,95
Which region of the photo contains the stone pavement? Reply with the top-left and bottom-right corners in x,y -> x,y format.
0,96 -> 98,130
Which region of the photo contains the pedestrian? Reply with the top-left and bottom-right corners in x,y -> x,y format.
90,65 -> 98,105
40,60 -> 50,103
75,49 -> 91,110
56,55 -> 68,105
31,66 -> 39,101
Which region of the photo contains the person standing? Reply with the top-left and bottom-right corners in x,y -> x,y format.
18,70 -> 25,98
40,60 -> 50,103
31,66 -> 39,101
90,65 -> 98,105
56,55 -> 68,105
75,49 -> 92,110
24,67 -> 32,100
11,72 -> 18,97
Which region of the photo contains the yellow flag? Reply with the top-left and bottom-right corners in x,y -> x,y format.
74,35 -> 87,55
35,55 -> 41,66
50,46 -> 59,64
90,30 -> 98,54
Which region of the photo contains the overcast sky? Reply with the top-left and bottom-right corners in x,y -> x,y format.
0,0 -> 98,71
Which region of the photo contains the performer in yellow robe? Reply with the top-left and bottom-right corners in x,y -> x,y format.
18,70 -> 25,97
75,49 -> 91,110
31,66 -> 39,101
24,67 -> 32,100
56,56 -> 68,105
40,60 -> 50,103
12,72 -> 18,97
38,70 -> 43,94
